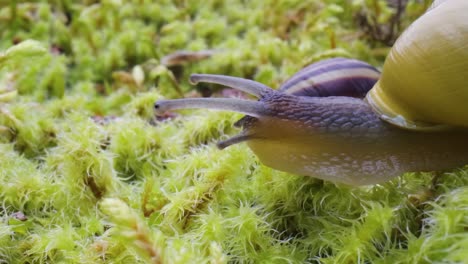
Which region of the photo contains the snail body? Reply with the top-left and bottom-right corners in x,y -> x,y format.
155,0 -> 468,186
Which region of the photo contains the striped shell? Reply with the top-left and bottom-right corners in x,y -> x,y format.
279,58 -> 381,98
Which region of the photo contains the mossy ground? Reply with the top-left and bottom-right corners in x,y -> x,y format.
1,1 -> 467,263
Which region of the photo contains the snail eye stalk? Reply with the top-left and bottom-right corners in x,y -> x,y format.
154,98 -> 267,117
189,74 -> 271,98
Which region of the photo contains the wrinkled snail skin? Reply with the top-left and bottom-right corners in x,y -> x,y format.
154,0 -> 468,186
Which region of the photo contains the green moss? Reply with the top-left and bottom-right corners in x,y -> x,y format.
0,0 -> 466,263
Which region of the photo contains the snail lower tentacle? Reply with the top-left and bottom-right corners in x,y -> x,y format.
216,133 -> 256,149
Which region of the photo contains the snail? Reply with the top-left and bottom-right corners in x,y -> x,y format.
155,0 -> 468,186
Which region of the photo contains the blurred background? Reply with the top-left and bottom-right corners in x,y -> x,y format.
0,0 -> 432,101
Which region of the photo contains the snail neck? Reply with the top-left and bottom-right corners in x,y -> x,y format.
258,93 -> 384,137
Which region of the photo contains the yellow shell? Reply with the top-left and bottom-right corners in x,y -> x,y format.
366,0 -> 468,131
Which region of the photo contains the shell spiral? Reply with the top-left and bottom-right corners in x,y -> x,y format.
366,0 -> 468,130
279,58 -> 380,98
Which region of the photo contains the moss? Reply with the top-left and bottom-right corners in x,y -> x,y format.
0,0 -> 466,263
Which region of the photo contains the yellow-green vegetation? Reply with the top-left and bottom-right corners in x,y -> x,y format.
1,1 -> 467,263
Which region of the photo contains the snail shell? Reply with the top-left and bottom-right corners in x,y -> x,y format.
366,0 -> 468,130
